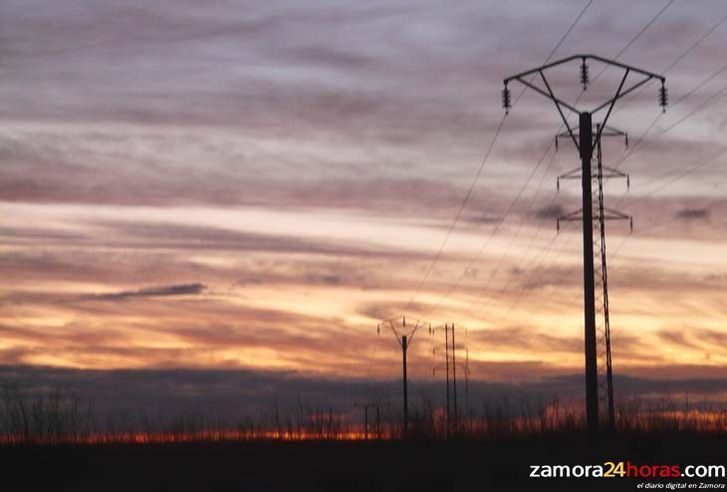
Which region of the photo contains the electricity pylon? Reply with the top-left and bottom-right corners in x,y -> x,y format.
503,55 -> 666,435
378,316 -> 424,439
556,124 -> 631,430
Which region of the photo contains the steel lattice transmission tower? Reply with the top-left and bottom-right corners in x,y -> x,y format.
556,124 -> 631,429
503,55 -> 666,435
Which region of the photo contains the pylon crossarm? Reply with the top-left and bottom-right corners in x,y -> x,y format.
559,130 -> 622,144
559,167 -> 584,180
600,166 -> 629,179
506,72 -> 579,115
602,208 -> 631,220
505,55 -> 667,121
557,124 -> 626,141
387,319 -> 403,347
558,169 -> 628,181
600,125 -> 627,137
508,74 -> 579,150
590,73 -> 658,115
407,321 -> 422,343
504,54 -> 664,85
559,209 -> 584,221
556,130 -> 572,139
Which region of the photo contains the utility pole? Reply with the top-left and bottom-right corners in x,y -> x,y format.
445,324 -> 450,426
504,54 -> 666,435
464,343 -> 470,421
402,334 -> 408,437
431,323 -> 459,436
451,323 -> 458,431
557,124 -> 631,430
381,316 -> 423,439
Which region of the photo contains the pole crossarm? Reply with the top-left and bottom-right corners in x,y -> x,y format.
503,54 -> 667,119
556,123 -> 630,191
521,73 -> 580,114
558,166 -> 629,182
383,316 -> 425,347
557,210 -> 632,222
556,125 -> 627,141
602,208 -> 632,221
503,54 -> 664,86
558,169 -> 628,179
557,208 -> 633,234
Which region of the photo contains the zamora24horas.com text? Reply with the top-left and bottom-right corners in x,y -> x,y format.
530,462 -> 726,484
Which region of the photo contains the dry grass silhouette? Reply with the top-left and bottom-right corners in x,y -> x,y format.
1,382 -> 724,445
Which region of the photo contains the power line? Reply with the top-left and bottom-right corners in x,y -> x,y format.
593,58 -> 727,258
529,76 -> 727,303
512,0 -> 597,108
406,0 -> 596,311
605,9 -> 726,168
665,12 -> 727,74
625,195 -> 727,238
588,64 -> 727,278
460,2 -> 677,322
464,1 -> 682,331
495,229 -> 578,325
545,0 -> 597,70
428,142 -> 557,314
580,0 -> 675,93
605,81 -> 727,218
443,148 -> 562,318
406,113 -> 507,310
626,146 -> 727,209
618,9 -> 727,108
613,61 -> 727,173
614,0 -> 675,60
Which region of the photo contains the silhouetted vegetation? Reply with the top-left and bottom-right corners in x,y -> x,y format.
1,382 -> 724,444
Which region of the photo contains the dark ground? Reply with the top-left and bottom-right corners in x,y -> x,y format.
2,433 -> 725,491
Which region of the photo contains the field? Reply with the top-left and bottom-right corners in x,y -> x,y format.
2,382 -> 725,490
3,431 -> 725,491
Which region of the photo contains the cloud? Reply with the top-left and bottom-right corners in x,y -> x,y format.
658,329 -> 703,350
658,328 -> 727,353
674,207 -> 709,221
535,204 -> 566,220
1,0 -> 727,384
86,283 -> 206,301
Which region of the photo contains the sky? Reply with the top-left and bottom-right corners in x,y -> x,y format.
1,0 -> 727,405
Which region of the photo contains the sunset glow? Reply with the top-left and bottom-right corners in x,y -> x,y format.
1,0 -> 727,392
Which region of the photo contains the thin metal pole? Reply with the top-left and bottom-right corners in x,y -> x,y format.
596,131 -> 615,429
402,335 -> 408,439
444,324 -> 450,431
580,111 -> 599,435
465,345 -> 469,419
452,323 -> 458,430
